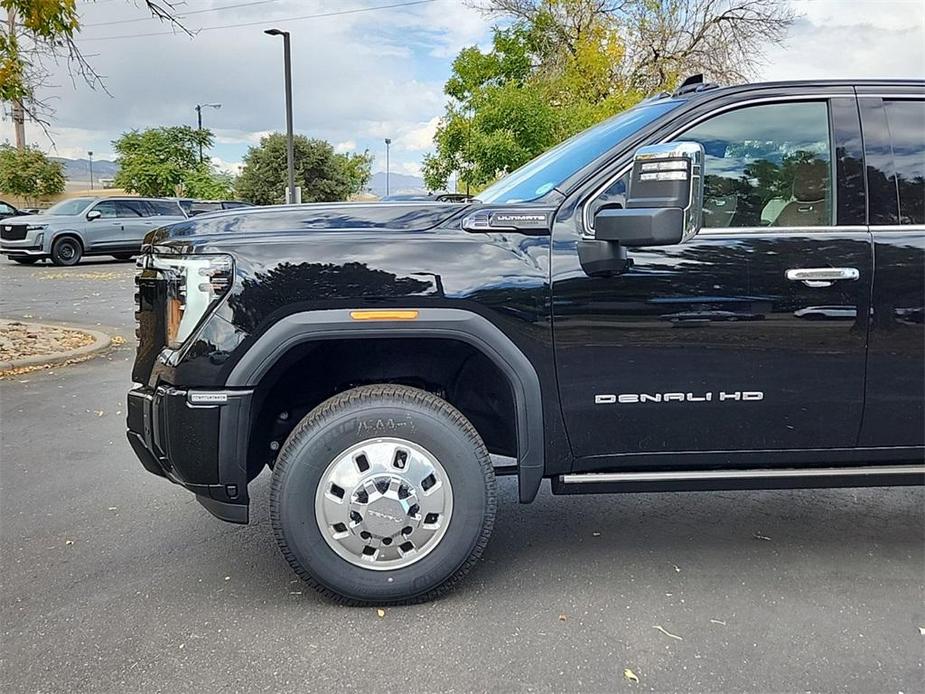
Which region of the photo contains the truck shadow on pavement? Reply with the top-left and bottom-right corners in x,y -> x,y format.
228,472 -> 924,605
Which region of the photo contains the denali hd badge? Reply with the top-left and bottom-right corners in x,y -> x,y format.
595,391 -> 764,404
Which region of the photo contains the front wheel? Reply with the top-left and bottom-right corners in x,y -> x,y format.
50,236 -> 82,266
270,384 -> 496,605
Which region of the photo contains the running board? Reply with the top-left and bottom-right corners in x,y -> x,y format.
552,465 -> 925,494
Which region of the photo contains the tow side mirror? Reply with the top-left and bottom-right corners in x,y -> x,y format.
593,142 -> 704,247
86,209 -> 101,221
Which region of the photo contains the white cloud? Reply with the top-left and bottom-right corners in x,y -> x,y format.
334,140 -> 357,153
396,116 -> 440,151
758,1 -> 925,81
210,157 -> 244,175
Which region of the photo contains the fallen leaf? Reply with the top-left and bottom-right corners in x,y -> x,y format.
376,608 -> 385,618
558,613 -> 567,621
919,626 -> 925,635
624,668 -> 639,683
95,410 -> 104,417
64,539 -> 74,546
653,625 -> 683,641
224,576 -> 230,581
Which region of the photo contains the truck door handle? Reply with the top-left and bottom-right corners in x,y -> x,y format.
785,267 -> 859,288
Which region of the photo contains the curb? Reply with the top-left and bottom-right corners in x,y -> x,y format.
0,320 -> 114,373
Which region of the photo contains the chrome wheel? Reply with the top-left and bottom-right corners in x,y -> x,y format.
315,437 -> 453,570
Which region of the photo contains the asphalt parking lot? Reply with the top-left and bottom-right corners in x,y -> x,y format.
1,258 -> 923,693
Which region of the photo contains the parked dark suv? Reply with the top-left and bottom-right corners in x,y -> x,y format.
128,79 -> 925,604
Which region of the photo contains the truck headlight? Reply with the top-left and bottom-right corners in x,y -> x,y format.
149,254 -> 234,349
26,224 -> 47,231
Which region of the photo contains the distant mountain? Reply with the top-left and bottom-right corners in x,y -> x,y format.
367,171 -> 428,197
53,157 -> 119,183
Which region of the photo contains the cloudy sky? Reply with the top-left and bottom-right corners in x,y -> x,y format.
10,0 -> 925,179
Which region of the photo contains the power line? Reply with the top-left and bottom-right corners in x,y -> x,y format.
79,0 -> 441,41
83,0 -> 283,28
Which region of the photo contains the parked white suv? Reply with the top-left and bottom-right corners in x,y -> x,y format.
0,197 -> 186,266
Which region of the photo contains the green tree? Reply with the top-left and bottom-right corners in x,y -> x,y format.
235,133 -> 357,205
0,144 -> 65,203
426,0 -> 795,191
423,5 -> 639,192
336,149 -> 375,197
182,167 -> 235,199
112,126 -> 213,197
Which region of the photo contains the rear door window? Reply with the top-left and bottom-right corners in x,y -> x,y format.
884,100 -> 925,225
148,200 -> 184,216
118,200 -> 148,217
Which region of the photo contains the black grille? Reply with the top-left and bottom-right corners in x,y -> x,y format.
1,224 -> 27,241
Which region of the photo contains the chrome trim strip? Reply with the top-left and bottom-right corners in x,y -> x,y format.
560,465 -> 925,484
582,94 -> 849,235
858,94 -> 925,99
698,225 -> 868,236
870,224 -> 925,232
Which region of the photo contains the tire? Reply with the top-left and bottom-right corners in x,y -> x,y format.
111,253 -> 134,261
50,236 -> 82,266
10,257 -> 38,265
271,384 -> 496,605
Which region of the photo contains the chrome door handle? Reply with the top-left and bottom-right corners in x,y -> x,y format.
785,267 -> 859,288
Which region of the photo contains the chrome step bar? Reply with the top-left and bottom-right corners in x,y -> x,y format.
553,464 -> 925,494
560,465 -> 925,484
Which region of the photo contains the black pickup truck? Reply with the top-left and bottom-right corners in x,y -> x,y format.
128,79 -> 925,604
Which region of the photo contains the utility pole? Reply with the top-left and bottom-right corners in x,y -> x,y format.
384,138 -> 391,197
265,29 -> 296,204
195,103 -> 221,164
6,9 -> 26,150
88,151 -> 94,190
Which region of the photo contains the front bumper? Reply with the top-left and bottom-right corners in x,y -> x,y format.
0,245 -> 45,257
126,384 -> 254,523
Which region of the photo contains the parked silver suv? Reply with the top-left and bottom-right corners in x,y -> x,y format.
0,196 -> 186,266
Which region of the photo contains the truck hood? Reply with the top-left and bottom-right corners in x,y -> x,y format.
146,201 -> 472,247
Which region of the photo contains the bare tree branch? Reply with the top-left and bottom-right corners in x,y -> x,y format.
467,0 -> 796,93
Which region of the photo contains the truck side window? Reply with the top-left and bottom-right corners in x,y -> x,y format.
680,101 -> 833,228
883,100 -> 925,225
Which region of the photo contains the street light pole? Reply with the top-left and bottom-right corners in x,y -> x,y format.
88,151 -> 94,190
195,103 -> 222,164
265,28 -> 296,204
384,138 -> 391,197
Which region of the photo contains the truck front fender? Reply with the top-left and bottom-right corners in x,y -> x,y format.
225,308 -> 545,502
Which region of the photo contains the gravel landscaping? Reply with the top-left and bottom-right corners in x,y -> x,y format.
0,319 -> 95,363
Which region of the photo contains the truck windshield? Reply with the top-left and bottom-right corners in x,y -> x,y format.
477,99 -> 682,204
46,197 -> 95,216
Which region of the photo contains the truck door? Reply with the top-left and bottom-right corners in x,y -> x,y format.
552,96 -> 873,464
857,94 -> 925,447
